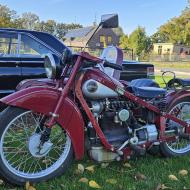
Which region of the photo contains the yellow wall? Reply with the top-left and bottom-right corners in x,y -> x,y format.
153,43 -> 190,55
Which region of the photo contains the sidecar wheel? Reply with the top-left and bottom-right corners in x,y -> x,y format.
160,98 -> 190,157
0,106 -> 73,186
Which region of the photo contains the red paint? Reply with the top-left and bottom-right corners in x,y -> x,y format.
1,48 -> 190,161
1,86 -> 84,159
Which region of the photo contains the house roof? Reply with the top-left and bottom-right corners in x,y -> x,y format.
64,26 -> 95,39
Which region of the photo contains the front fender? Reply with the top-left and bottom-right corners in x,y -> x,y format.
16,78 -> 56,91
0,86 -> 85,160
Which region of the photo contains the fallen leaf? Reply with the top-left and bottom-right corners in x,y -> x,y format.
168,174 -> 178,181
25,182 -> 36,190
179,170 -> 188,176
156,184 -> 171,190
89,180 -> 101,189
106,178 -> 117,184
123,163 -> 132,168
101,163 -> 109,168
75,164 -> 85,174
86,165 -> 95,173
0,179 -> 3,185
26,182 -> 30,190
135,172 -> 147,180
28,186 -> 36,190
79,178 -> 89,184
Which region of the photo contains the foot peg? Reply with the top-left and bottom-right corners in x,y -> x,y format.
130,144 -> 146,156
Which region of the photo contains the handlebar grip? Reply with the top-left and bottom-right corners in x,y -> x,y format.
103,61 -> 123,71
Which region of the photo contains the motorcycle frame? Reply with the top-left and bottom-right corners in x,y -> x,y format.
1,50 -> 190,160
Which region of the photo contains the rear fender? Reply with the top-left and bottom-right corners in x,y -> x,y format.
0,87 -> 85,160
166,90 -> 190,109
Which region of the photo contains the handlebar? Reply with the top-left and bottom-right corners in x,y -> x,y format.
103,61 -> 123,71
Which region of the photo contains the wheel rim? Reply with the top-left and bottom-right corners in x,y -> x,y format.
166,101 -> 190,154
0,110 -> 71,179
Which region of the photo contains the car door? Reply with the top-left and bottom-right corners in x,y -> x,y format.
0,31 -> 22,97
19,33 -> 53,80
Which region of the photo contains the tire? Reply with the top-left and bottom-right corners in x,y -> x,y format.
160,97 -> 190,157
0,106 -> 73,186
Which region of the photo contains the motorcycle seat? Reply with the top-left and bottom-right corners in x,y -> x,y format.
130,78 -> 160,88
132,86 -> 166,98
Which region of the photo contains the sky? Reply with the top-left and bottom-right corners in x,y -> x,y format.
0,0 -> 188,35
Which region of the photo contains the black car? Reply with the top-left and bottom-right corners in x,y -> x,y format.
0,28 -> 66,98
0,28 -> 154,98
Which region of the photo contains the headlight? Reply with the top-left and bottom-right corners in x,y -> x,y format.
44,53 -> 62,79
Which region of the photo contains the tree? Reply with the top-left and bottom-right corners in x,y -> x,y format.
42,20 -> 57,34
127,26 -> 150,57
152,0 -> 190,45
20,12 -> 40,30
0,5 -> 16,28
0,4 -> 83,40
119,34 -> 129,49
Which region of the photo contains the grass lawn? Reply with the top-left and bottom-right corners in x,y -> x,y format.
1,76 -> 190,190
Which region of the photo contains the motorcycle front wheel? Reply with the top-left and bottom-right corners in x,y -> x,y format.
0,107 -> 73,186
160,97 -> 190,157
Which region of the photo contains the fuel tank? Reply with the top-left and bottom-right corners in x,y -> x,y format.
82,79 -> 118,99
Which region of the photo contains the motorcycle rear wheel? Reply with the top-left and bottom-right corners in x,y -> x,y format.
0,106 -> 73,186
160,97 -> 190,157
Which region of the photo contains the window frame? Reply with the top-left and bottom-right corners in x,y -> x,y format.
18,33 -> 54,58
0,31 -> 20,57
0,30 -> 60,58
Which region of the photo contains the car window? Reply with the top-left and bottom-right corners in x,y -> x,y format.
20,34 -> 53,57
0,32 -> 18,56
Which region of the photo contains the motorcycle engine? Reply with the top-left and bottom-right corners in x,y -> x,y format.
87,99 -> 158,162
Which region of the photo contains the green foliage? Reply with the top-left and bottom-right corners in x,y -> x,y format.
152,2 -> 190,45
121,26 -> 150,57
0,4 -> 82,39
119,34 -> 129,49
0,5 -> 16,28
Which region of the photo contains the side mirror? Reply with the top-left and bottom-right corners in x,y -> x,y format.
100,14 -> 119,28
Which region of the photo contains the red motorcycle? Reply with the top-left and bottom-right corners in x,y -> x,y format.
1,14 -> 190,186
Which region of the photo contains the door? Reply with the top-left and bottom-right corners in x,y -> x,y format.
19,34 -> 53,80
0,32 -> 22,97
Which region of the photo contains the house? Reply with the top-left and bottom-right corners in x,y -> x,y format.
153,43 -> 190,55
63,26 -> 119,49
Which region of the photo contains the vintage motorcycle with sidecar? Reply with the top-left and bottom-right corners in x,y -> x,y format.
1,14 -> 190,186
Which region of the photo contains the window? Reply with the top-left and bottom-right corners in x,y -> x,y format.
19,34 -> 52,57
108,36 -> 112,43
158,46 -> 162,55
0,32 -> 18,56
100,35 -> 106,43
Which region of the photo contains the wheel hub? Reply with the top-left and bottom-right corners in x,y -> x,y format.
28,133 -> 53,158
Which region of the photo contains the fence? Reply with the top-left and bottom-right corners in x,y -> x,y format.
67,46 -> 134,60
149,54 -> 190,62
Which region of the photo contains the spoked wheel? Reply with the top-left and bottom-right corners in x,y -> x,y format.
0,107 -> 73,186
160,98 -> 190,157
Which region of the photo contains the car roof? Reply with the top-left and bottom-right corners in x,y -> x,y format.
0,28 -> 67,56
